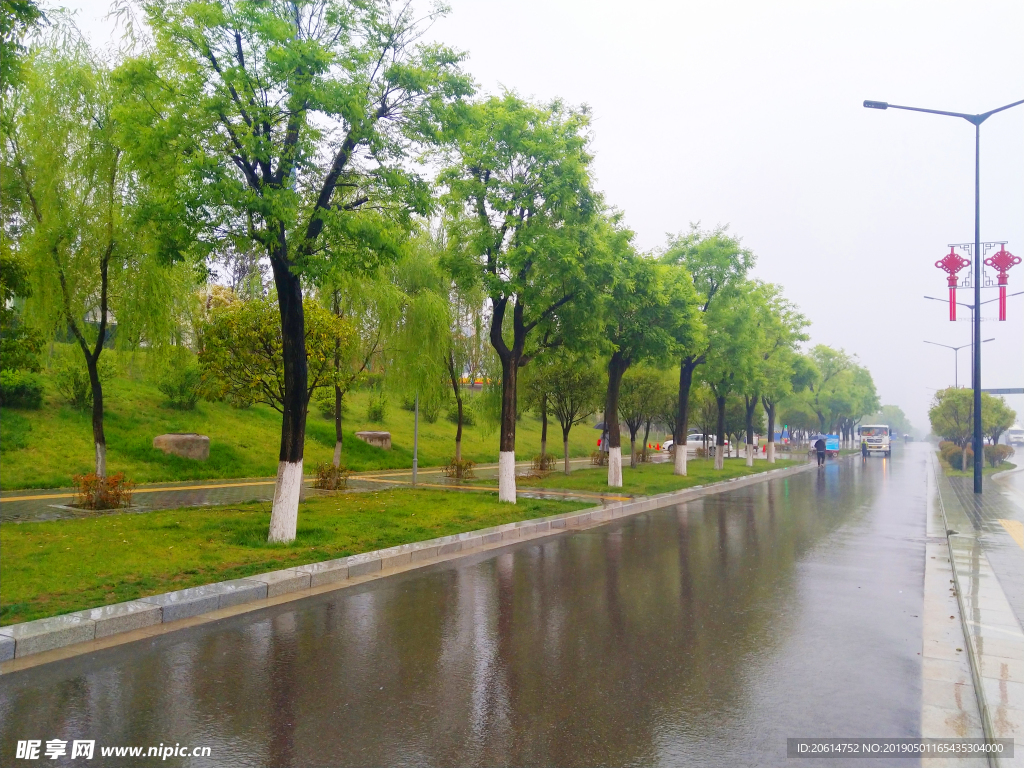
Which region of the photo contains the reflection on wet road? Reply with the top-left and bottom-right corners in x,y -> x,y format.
0,447 -> 930,766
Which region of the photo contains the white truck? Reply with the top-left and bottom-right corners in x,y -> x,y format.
1008,424 -> 1024,446
858,424 -> 892,458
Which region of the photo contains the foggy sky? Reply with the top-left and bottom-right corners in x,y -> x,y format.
63,0 -> 1024,432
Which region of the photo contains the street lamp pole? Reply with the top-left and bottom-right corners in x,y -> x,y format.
869,97 -> 1024,492
923,338 -> 994,389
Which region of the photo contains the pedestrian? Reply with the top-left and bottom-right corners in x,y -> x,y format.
814,436 -> 826,467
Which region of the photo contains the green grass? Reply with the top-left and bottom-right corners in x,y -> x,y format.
0,350 -> 614,490
478,457 -> 802,496
0,488 -> 587,625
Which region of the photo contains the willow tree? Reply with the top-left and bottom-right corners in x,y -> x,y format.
135,0 -> 473,541
660,225 -> 753,475
3,40 -> 193,478
441,93 -> 601,503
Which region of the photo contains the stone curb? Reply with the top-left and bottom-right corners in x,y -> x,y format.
930,453 -> 999,768
0,459 -> 820,661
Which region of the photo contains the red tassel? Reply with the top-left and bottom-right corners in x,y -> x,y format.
1000,285 -> 1007,321
949,286 -> 956,321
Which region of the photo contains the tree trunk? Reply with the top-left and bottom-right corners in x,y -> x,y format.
630,434 -> 637,469
448,351 -> 464,462
744,395 -> 756,467
641,419 -> 652,465
563,428 -> 571,475
332,290 -> 343,469
268,254 -> 309,543
333,387 -> 343,468
540,393 -> 547,460
497,350 -> 519,503
764,397 -> 776,464
86,353 -> 106,478
674,359 -> 696,476
715,394 -> 726,470
605,352 -> 627,487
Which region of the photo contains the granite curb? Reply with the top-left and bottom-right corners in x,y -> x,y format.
0,458 -> 820,663
931,452 -> 1013,767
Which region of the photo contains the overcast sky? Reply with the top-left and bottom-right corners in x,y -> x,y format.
64,0 -> 1024,432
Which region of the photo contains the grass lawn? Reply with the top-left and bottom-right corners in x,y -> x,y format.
0,488 -> 587,626
479,457 -> 803,496
0,347 -> 614,489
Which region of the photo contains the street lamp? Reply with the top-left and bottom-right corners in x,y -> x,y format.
923,292 -> 1021,389
923,338 -> 994,388
868,97 -> 1024,493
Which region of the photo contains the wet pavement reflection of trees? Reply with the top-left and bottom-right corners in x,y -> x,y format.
3,453 -> 931,767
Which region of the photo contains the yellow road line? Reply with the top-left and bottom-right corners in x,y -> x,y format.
999,519 -> 1024,550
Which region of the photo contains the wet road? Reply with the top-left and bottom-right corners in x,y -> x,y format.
1,446 -> 931,766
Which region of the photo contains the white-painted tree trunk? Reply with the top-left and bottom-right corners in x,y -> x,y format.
674,442 -> 687,475
333,441 -> 342,468
95,442 -> 106,478
607,446 -> 623,487
268,460 -> 303,542
746,443 -> 754,467
498,451 -> 516,503
714,445 -> 724,470
767,442 -> 775,463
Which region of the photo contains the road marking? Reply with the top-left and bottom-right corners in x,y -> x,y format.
999,519 -> 1024,550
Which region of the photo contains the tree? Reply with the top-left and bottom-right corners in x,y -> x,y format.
537,352 -> 602,474
441,93 -> 602,502
598,248 -> 700,486
136,0 -> 472,540
751,285 -> 810,462
618,366 -> 664,469
0,0 -> 44,90
983,395 -> 1016,446
660,224 -> 753,475
701,283 -> 760,469
929,387 -> 975,470
4,41 -> 194,477
0,250 -> 42,371
200,295 -> 355,412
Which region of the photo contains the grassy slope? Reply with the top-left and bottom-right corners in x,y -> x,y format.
0,364 -> 615,490
488,457 -> 802,496
0,488 -> 586,625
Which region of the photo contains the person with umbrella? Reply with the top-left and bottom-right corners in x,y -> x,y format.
813,435 -> 827,467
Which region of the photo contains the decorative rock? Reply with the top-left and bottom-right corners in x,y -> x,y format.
0,613 -> 96,658
153,433 -> 210,461
71,600 -> 162,639
355,431 -> 391,451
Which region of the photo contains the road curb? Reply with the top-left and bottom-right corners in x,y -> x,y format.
0,459 -> 821,667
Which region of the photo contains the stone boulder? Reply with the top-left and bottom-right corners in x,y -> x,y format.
153,433 -> 210,461
355,431 -> 391,451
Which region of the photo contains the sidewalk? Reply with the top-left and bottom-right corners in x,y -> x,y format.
934,456 -> 1024,765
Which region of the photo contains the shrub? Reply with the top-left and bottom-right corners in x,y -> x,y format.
312,462 -> 351,490
441,457 -> 476,480
422,397 -> 442,424
532,453 -> 555,471
72,472 -> 135,510
590,450 -> 607,466
367,393 -> 387,423
0,370 -> 43,409
445,405 -> 475,427
985,444 -> 1015,468
158,364 -> 202,410
314,388 -> 348,420
944,445 -> 973,471
55,362 -> 92,409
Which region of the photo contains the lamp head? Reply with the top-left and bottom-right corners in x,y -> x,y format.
863,100 -> 889,110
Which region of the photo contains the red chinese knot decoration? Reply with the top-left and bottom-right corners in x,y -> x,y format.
935,247 -> 971,321
984,246 -> 1021,321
